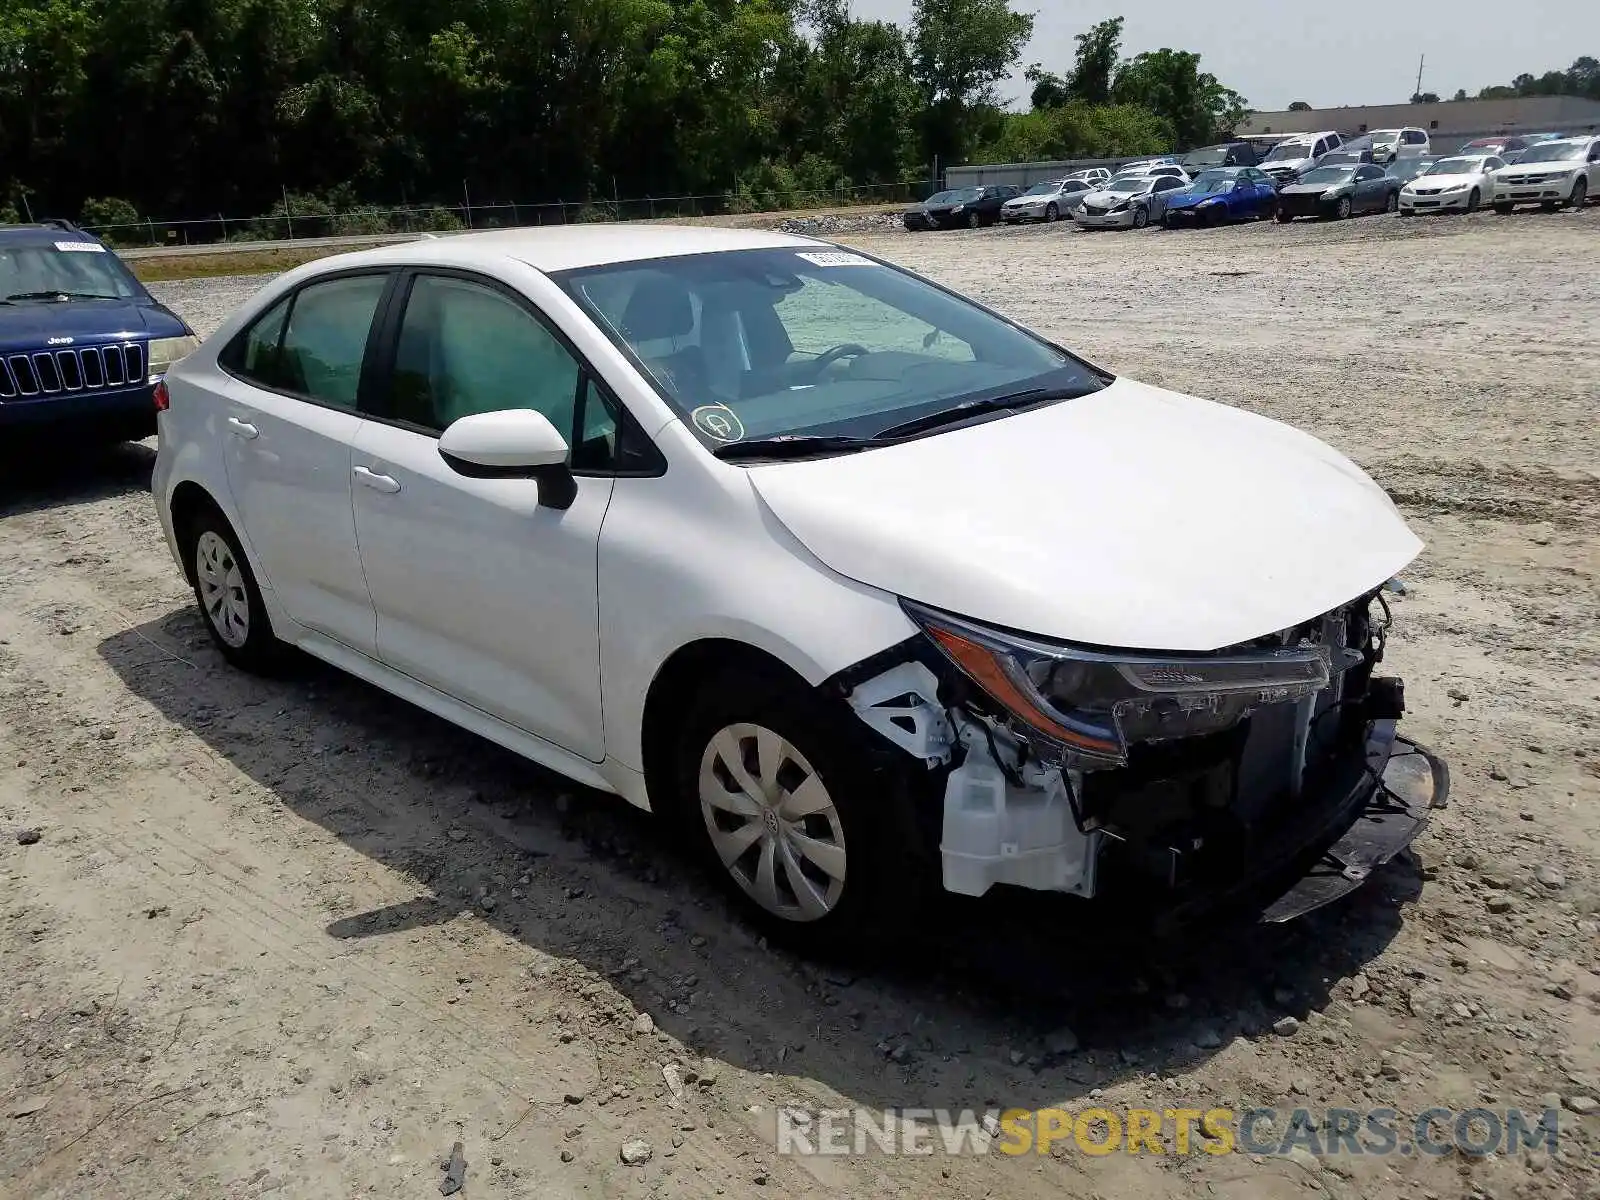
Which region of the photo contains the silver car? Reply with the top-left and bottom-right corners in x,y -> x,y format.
1000,178 -> 1095,223
1073,174 -> 1188,230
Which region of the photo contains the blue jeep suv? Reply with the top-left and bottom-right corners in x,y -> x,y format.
0,221 -> 196,443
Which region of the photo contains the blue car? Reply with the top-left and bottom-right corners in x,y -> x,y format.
1,221 -> 197,443
1161,167 -> 1280,228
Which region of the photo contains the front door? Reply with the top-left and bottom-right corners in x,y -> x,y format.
218,272 -> 390,654
349,271 -> 614,760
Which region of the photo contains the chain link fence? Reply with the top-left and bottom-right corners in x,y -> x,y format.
69,182 -> 923,250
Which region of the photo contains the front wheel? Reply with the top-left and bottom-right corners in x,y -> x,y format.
1466,188 -> 1480,212
966,210 -> 981,229
181,508 -> 283,673
1494,202 -> 1515,215
1569,177 -> 1588,209
670,668 -> 921,948
1385,191 -> 1400,213
1044,202 -> 1059,222
1275,211 -> 1293,224
1334,196 -> 1352,220
1132,206 -> 1149,229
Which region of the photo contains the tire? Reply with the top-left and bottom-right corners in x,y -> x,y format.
1466,188 -> 1480,212
1569,177 -> 1588,209
1385,191 -> 1400,213
1334,196 -> 1352,220
1044,202 -> 1059,222
1132,205 -> 1149,229
1494,202 -> 1514,215
180,506 -> 283,673
668,665 -> 924,950
966,210 -> 980,229
1275,211 -> 1293,224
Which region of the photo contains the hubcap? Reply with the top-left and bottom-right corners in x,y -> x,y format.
195,530 -> 249,648
697,723 -> 847,922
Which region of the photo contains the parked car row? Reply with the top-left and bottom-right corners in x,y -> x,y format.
903,134 -> 1600,235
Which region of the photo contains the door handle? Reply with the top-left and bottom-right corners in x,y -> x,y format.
353,465 -> 401,494
226,417 -> 259,439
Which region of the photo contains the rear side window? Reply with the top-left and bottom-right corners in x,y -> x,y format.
225,274 -> 388,409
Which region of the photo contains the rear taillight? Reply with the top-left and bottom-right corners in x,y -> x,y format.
153,379 -> 170,412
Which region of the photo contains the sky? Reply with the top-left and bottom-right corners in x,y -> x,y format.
850,0 -> 1599,112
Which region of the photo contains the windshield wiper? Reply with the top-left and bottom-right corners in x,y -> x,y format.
712,434 -> 879,462
873,386 -> 1088,441
4,290 -> 121,302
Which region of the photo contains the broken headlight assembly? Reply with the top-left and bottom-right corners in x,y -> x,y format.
903,601 -> 1333,770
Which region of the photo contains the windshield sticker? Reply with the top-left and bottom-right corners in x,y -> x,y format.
54,240 -> 106,253
691,405 -> 745,442
795,251 -> 873,268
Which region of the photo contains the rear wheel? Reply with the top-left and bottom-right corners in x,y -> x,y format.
181,508 -> 283,673
1275,211 -> 1293,224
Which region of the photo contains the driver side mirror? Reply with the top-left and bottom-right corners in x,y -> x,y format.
438,408 -> 577,510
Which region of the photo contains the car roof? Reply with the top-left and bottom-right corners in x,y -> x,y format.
0,223 -> 102,248
315,225 -> 825,275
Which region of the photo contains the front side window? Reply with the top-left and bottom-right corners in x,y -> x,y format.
555,248 -> 1098,449
227,274 -> 387,407
391,274 -> 580,436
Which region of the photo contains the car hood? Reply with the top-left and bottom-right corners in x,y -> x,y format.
1494,161 -> 1576,176
1164,191 -> 1225,209
744,377 -> 1422,652
1264,155 -> 1314,171
0,297 -> 183,349
1003,195 -> 1048,206
1406,172 -> 1480,188
1280,181 -> 1350,195
1079,189 -> 1139,206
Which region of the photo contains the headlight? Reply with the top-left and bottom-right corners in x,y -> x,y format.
906,603 -> 1332,770
1108,201 -> 1129,213
147,334 -> 200,379
951,204 -> 965,213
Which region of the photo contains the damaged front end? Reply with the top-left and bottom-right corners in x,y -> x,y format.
838,589 -> 1447,925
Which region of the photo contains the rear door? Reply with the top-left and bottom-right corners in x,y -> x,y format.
218,272 -> 391,653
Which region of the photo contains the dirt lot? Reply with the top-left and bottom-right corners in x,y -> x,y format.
3,211 -> 1597,1199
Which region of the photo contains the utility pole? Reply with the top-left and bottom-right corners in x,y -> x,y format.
1414,54 -> 1425,100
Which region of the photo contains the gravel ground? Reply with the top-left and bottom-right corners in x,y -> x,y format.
2,209 -> 1597,1200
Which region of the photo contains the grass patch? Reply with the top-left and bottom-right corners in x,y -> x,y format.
129,243 -> 387,282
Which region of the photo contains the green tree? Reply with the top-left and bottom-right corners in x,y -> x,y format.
1113,48 -> 1249,149
909,0 -> 1033,163
1065,16 -> 1122,104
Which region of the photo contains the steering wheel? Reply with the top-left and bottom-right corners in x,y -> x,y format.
807,343 -> 870,378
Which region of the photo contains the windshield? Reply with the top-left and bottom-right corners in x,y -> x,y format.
1265,142 -> 1312,162
1515,140 -> 1585,163
1106,178 -> 1153,193
0,240 -> 141,301
1297,167 -> 1356,186
926,188 -> 981,205
1388,158 -> 1435,182
1425,157 -> 1485,175
1370,130 -> 1401,145
1189,170 -> 1239,193
1183,148 -> 1227,166
1022,181 -> 1060,197
553,248 -> 1100,450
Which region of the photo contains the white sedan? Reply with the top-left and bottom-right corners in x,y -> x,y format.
1073,174 -> 1188,228
152,226 -> 1443,945
1399,154 -> 1505,214
1000,178 -> 1093,223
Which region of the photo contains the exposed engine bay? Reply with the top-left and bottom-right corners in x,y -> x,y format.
839,586 -> 1448,922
